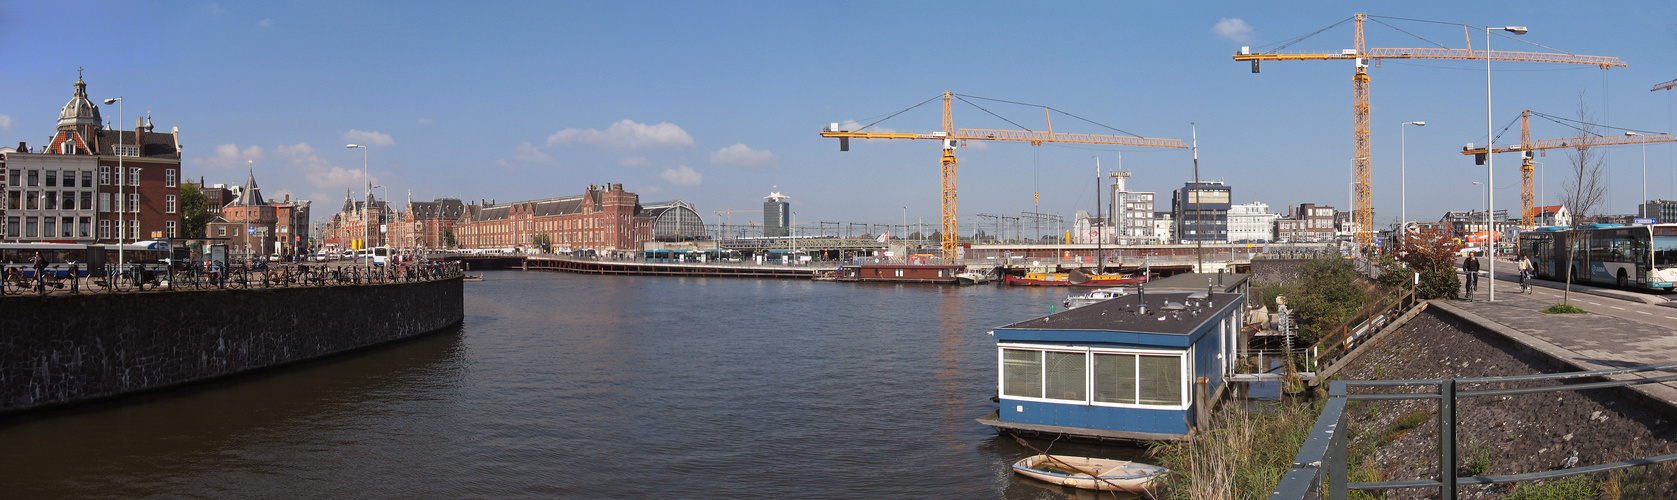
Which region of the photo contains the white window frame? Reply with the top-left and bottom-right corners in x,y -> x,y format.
166,194 -> 177,214
997,343 -> 1190,411
165,168 -> 177,187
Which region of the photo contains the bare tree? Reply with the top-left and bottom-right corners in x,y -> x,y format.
1560,92 -> 1608,226
1559,92 -> 1608,304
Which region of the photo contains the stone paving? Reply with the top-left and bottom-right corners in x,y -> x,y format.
1432,274 -> 1677,410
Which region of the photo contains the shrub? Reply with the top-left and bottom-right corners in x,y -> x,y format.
1543,303 -> 1587,314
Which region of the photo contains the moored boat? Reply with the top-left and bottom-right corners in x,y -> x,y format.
1062,286 -> 1129,309
1011,454 -> 1167,493
1005,269 -> 1146,286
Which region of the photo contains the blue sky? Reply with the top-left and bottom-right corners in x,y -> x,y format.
4,1 -> 1677,229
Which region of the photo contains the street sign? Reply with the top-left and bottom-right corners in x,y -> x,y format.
1634,217 -> 1657,225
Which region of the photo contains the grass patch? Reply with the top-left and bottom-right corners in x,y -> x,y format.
1503,474 -> 1599,500
1543,303 -> 1587,314
1149,400 -> 1318,500
1462,440 -> 1492,476
1377,409 -> 1433,447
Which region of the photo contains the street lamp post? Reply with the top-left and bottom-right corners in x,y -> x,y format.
1628,132 -> 1648,217
1485,23 -> 1528,302
373,184 -> 388,252
346,144 -> 368,265
102,97 -> 123,264
1402,121 -> 1426,228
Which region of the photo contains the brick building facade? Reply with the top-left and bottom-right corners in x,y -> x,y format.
454,183 -> 653,251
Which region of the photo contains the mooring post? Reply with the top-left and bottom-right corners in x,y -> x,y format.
1440,378 -> 1457,499
1195,377 -> 1210,430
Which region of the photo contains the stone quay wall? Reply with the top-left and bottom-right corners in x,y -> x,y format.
0,278 -> 463,415
1248,258 -> 1311,286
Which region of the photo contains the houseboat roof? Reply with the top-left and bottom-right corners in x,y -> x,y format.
998,291 -> 1241,337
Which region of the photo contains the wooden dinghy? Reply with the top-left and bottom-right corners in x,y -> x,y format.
1011,454 -> 1167,493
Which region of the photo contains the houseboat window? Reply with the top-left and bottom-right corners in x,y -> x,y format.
1091,353 -> 1137,403
1138,355 -> 1182,405
1044,351 -> 1086,401
1001,349 -> 1043,398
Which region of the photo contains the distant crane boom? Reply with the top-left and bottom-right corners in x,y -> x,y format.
1234,13 -> 1625,245
1461,110 -> 1676,227
821,92 -> 1186,260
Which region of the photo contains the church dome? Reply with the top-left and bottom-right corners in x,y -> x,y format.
57,75 -> 102,130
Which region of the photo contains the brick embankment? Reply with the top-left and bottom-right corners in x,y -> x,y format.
0,278 -> 463,415
1336,309 -> 1677,497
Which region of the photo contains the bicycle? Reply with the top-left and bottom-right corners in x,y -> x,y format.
1463,271 -> 1477,300
1520,270 -> 1533,294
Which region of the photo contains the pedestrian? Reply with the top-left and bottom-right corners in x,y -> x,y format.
1463,251 -> 1481,300
30,252 -> 45,293
67,260 -> 79,293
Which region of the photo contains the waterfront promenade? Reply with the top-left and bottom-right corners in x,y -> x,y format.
1436,262 -> 1677,410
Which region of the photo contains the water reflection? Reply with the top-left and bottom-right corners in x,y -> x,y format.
1,271 -> 1165,498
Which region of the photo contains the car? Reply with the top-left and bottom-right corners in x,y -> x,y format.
269,254 -> 281,262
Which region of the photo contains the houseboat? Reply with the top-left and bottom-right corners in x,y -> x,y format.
832,264 -> 965,284
978,288 -> 1244,441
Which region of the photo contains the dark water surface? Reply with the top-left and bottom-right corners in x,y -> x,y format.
1,271 -> 1152,498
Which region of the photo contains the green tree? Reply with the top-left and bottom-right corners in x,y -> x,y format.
1288,249 -> 1374,344
443,227 -> 457,248
179,183 -> 210,238
532,233 -> 552,252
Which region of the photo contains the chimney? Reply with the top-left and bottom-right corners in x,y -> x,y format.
16,141 -> 24,152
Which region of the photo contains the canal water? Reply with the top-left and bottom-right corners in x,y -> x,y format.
0,271 -> 1154,498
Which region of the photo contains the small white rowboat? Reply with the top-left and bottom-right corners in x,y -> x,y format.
1011,454 -> 1167,493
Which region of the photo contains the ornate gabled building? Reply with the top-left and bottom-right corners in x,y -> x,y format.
2,72 -> 181,243
453,183 -> 653,252
389,197 -> 464,250
208,171 -> 277,256
322,188 -> 393,251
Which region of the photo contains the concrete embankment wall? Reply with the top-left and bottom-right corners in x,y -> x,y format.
0,278 -> 463,415
1249,258 -> 1310,286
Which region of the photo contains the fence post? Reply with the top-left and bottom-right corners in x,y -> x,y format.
1440,378 -> 1457,499
1328,381 -> 1349,500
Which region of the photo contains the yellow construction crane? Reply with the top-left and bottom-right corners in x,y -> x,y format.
1462,109 -> 1677,227
820,92 -> 1186,260
1653,78 -> 1677,92
1233,13 -> 1624,246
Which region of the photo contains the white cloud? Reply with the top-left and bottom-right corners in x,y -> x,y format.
660,165 -> 703,186
1213,18 -> 1254,43
0,114 -> 11,129
709,143 -> 778,167
274,142 -> 374,190
547,119 -> 694,149
837,119 -> 895,134
619,156 -> 651,167
513,141 -> 556,165
187,143 -> 266,169
256,18 -> 272,27
206,3 -> 225,15
342,129 -> 395,147
417,117 -> 433,125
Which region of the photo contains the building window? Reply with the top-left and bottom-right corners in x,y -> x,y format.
99,220 -> 109,239
99,193 -> 111,212
115,145 -> 140,157
130,220 -> 139,240
60,217 -> 73,237
99,166 -> 109,185
166,220 -> 177,238
26,191 -> 38,210
45,171 -> 56,187
128,193 -> 139,213
25,217 -> 38,238
165,168 -> 177,187
7,169 -> 17,186
129,167 -> 140,187
5,217 -> 18,237
166,194 -> 177,214
82,171 -> 93,188
80,192 -> 92,211
6,191 -> 17,210
27,170 -> 38,187
79,217 -> 90,238
218,226 -> 225,237
61,191 -> 74,210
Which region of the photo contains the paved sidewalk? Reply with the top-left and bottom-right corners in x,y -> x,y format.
1433,284 -> 1677,411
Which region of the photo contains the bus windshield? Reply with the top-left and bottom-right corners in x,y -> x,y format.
1654,236 -> 1677,268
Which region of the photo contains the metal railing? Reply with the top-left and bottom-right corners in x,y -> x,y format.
1271,363 -> 1677,500
1301,287 -> 1420,372
0,261 -> 465,296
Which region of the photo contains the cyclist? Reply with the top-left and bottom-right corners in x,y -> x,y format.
1516,253 -> 1534,294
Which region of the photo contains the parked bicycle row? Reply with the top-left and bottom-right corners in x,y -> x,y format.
1,261 -> 465,296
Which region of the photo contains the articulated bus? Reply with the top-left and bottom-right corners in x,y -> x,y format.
0,241 -> 173,277
1517,224 -> 1677,291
